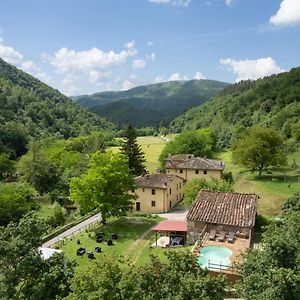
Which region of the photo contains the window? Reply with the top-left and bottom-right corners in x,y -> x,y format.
131,188 -> 135,193
179,182 -> 181,188
204,170 -> 207,175
176,184 -> 178,190
143,188 -> 145,192
180,169 -> 183,174
195,170 -> 199,174
151,189 -> 155,195
151,200 -> 156,207
169,188 -> 172,194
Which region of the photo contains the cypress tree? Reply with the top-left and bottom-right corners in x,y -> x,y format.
120,125 -> 146,176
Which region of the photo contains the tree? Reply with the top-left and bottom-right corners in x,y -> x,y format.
70,151 -> 136,219
120,124 -> 146,176
232,127 -> 287,176
0,183 -> 36,226
283,193 -> 300,213
238,211 -> 300,299
0,153 -> 15,179
18,140 -> 61,194
183,179 -> 234,207
0,214 -> 75,300
159,128 -> 217,167
66,252 -> 226,300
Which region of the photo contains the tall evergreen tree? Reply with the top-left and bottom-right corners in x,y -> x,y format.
120,125 -> 146,176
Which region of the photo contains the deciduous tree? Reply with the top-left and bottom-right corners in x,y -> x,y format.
232,127 -> 286,176
18,140 -> 61,194
70,151 -> 136,219
0,214 -> 75,300
66,252 -> 226,300
159,128 -> 217,167
183,178 -> 233,207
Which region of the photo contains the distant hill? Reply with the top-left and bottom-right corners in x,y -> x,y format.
0,58 -> 115,157
74,80 -> 230,128
170,67 -> 300,148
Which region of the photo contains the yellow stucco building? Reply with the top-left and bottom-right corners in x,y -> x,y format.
165,154 -> 225,182
133,174 -> 185,213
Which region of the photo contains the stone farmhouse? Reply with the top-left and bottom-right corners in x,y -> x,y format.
133,174 -> 185,213
186,190 -> 257,244
165,154 -> 225,182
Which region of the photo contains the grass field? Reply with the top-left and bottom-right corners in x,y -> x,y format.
58,216 -> 191,270
109,135 -> 169,172
218,150 -> 300,216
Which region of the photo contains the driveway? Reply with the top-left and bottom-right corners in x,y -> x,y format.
42,213 -> 102,248
153,203 -> 188,221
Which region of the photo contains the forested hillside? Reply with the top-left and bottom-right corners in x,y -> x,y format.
74,79 -> 229,128
170,67 -> 300,147
0,58 -> 114,158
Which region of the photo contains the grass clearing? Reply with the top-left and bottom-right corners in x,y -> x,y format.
109,135 -> 168,172
58,215 -> 192,270
218,149 -> 300,216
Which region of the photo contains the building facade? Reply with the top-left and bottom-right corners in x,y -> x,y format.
165,154 -> 224,182
186,190 -> 257,244
133,174 -> 185,213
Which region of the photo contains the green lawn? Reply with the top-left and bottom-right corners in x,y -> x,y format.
218,149 -> 300,216
109,135 -> 168,173
58,216 -> 192,270
59,217 -> 187,269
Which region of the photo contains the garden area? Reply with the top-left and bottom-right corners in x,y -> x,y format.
57,216 -> 191,270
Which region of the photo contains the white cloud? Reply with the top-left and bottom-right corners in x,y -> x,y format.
88,70 -> 111,83
220,57 -> 285,82
146,53 -> 156,61
47,43 -> 137,75
149,0 -> 191,7
0,39 -> 23,64
168,72 -> 188,81
270,0 -> 300,26
21,60 -> 51,83
132,59 -> 146,69
147,41 -> 154,46
0,38 -> 50,84
44,41 -> 138,92
122,80 -> 135,90
194,71 -> 206,80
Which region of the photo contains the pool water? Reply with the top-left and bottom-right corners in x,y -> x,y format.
197,246 -> 232,270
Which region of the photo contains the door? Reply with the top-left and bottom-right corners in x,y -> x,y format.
136,202 -> 141,211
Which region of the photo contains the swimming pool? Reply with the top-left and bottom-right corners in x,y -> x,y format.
197,246 -> 232,270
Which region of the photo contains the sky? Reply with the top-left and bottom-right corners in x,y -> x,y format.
0,0 -> 300,96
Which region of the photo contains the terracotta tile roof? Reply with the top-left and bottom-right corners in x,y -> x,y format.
187,190 -> 257,227
135,174 -> 181,189
153,220 -> 187,232
165,154 -> 224,171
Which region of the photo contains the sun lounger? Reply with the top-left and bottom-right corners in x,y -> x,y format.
227,231 -> 235,243
217,231 -> 226,242
209,229 -> 217,240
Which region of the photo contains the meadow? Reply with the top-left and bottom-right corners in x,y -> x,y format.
218,150 -> 300,217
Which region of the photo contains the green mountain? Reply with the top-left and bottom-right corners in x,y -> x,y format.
0,58 -> 114,158
170,67 -> 300,148
74,79 -> 229,128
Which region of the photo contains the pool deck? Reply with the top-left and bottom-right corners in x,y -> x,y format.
194,232 -> 250,275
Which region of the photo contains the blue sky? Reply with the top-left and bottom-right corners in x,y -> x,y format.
0,0 -> 300,95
